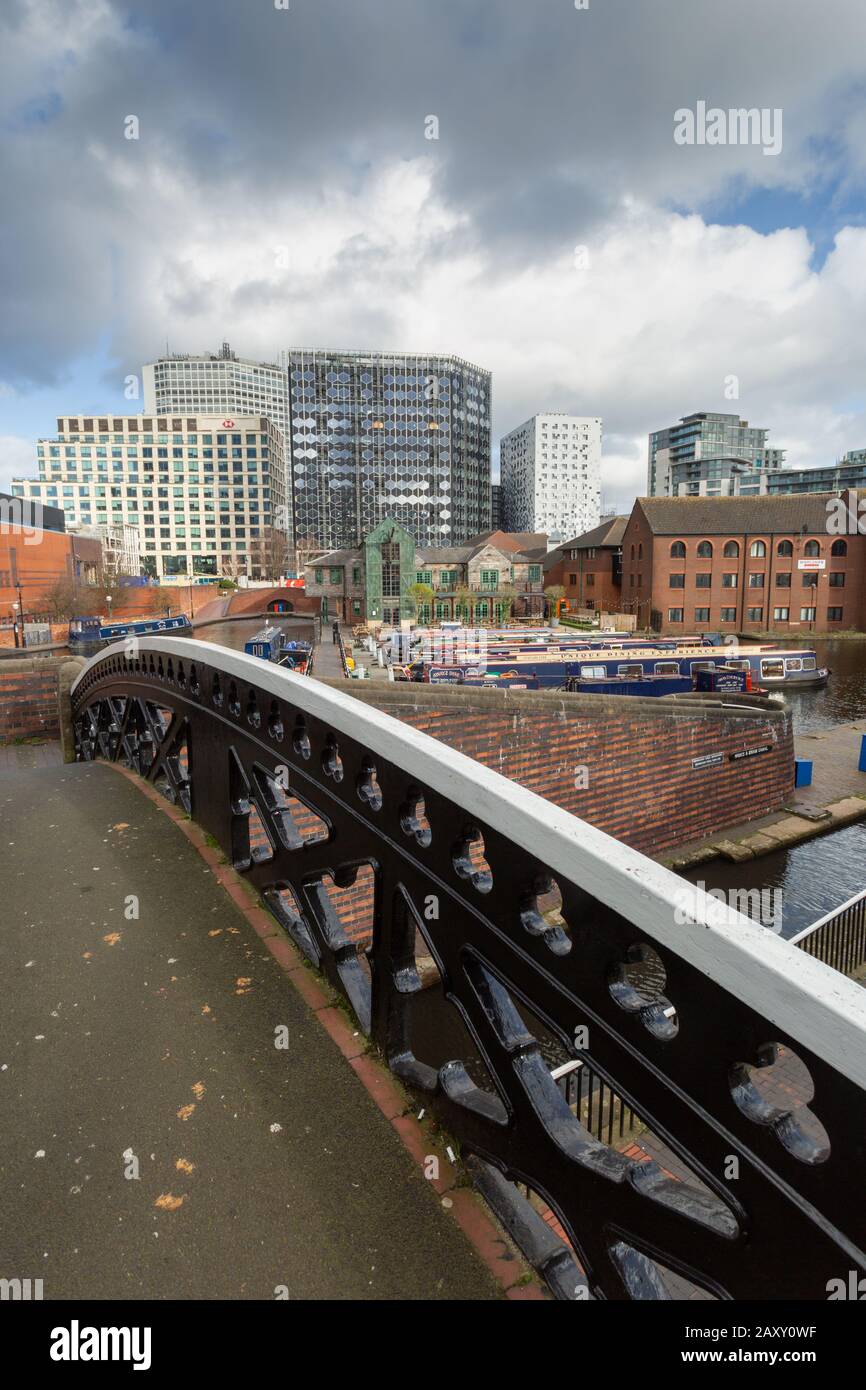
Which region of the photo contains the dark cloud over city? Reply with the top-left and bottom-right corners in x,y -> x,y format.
3,0 -> 866,504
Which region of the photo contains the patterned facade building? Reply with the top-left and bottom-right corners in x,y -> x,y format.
287,349 -> 491,554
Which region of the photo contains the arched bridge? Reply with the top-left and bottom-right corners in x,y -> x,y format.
69,636 -> 866,1301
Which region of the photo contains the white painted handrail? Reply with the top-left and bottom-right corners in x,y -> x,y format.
72,636 -> 866,1089
789,888 -> 866,944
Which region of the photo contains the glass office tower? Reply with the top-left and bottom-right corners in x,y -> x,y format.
286,349 -> 491,552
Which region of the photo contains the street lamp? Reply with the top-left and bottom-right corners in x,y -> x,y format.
10,601 -> 20,649
105,593 -> 113,622
14,581 -> 25,647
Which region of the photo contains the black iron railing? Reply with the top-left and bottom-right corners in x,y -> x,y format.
70,637 -> 866,1301
791,891 -> 866,978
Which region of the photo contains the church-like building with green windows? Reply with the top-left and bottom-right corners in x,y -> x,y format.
304,516 -> 547,625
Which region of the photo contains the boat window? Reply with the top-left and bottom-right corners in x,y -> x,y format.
654,662 -> 680,674
724,660 -> 751,671
691,662 -> 716,672
802,657 -> 816,671
617,664 -> 643,677
785,658 -> 803,672
761,659 -> 785,678
580,665 -> 606,679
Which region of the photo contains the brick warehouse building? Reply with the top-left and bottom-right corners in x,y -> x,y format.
544,515 -> 627,613
620,493 -> 866,635
0,518 -> 102,624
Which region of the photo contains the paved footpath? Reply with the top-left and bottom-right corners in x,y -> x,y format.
0,757 -> 500,1300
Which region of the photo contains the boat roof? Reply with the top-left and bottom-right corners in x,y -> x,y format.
410,643 -> 817,665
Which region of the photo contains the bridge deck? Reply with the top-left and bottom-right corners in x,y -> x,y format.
0,754 -> 500,1300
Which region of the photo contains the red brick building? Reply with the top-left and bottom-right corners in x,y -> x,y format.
0,525 -> 102,622
620,493 -> 866,635
544,516 -> 627,613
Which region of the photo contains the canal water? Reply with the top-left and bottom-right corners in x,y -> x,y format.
192,615 -> 316,652
681,637 -> 866,937
779,636 -> 866,735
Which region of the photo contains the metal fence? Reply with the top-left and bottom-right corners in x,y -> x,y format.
791,889 -> 866,978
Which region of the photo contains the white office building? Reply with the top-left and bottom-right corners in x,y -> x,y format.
500,413 -> 601,539
11,411 -> 288,584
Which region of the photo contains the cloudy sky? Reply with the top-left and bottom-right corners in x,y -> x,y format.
2,0 -> 866,511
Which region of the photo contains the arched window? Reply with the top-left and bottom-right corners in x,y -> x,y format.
831,538 -> 848,557
804,539 -> 821,556
670,541 -> 686,558
638,543 -> 643,559
630,545 -> 635,560
696,541 -> 713,558
749,540 -> 766,558
777,540 -> 793,557
723,540 -> 739,558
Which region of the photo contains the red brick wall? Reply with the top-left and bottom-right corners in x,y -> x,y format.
337,684 -> 794,858
620,500 -> 866,636
620,508 -> 655,627
546,547 -> 622,613
0,662 -> 62,741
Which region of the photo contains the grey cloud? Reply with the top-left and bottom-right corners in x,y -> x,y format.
2,0 -> 866,478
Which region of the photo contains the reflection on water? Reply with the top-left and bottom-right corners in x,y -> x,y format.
680,821 -> 866,939
189,616 -> 316,653
776,637 -> 866,734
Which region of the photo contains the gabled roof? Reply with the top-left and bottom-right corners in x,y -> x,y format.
415,546 -> 474,563
634,494 -> 839,536
465,528 -> 548,553
304,548 -> 360,566
544,516 -> 628,569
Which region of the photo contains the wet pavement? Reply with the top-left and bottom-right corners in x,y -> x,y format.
0,759 -> 500,1300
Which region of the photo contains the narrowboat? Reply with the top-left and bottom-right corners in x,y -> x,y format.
243,625 -> 313,674
397,641 -> 829,694
69,612 -> 193,656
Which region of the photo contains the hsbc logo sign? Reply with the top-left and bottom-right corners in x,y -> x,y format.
222,419 -> 235,428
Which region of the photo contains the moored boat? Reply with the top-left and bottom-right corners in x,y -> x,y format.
243,625 -> 313,674
69,612 -> 193,656
395,639 -> 829,694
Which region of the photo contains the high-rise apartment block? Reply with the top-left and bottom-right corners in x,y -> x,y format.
648,411 -> 785,496
500,413 -> 601,540
11,412 -> 287,583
